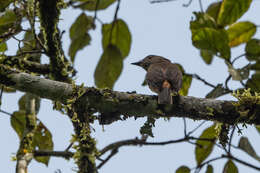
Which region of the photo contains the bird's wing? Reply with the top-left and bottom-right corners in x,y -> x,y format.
165,64 -> 183,92
145,64 -> 165,93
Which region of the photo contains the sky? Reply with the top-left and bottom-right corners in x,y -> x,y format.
1,0 -> 260,172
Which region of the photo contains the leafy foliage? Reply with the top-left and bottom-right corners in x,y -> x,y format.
69,13 -> 94,62
94,45 -> 123,89
102,19 -> 132,58
0,9 -> 21,36
205,164 -> 213,173
75,0 -> 116,11
238,137 -> 260,162
223,160 -> 238,173
217,0 -> 252,26
195,125 -> 217,165
227,21 -> 256,47
175,166 -> 190,173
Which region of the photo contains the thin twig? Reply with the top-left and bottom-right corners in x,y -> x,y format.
228,126 -> 235,154
97,148 -> 118,169
93,0 -> 100,25
183,118 -> 187,136
187,120 -> 206,136
109,0 -> 121,44
231,54 -> 246,65
150,0 -> 177,3
225,75 -> 231,90
187,73 -> 216,88
224,154 -> 260,171
198,0 -> 203,12
0,85 -> 4,109
65,142 -> 74,151
183,0 -> 193,7
0,109 -> 12,116
99,136 -> 215,156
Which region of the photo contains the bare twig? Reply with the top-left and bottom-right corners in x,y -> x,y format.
99,136 -> 215,156
93,0 -> 100,25
109,0 -> 121,43
183,118 -> 187,136
231,54 -> 246,65
183,0 -> 193,7
228,126 -> 235,154
0,109 -> 12,116
224,154 -> 260,171
187,120 -> 206,136
150,0 -> 177,3
97,148 -> 118,169
198,0 -> 203,12
65,142 -> 74,151
187,73 -> 216,88
0,85 -> 3,109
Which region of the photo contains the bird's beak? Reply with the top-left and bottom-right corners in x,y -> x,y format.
131,61 -> 142,66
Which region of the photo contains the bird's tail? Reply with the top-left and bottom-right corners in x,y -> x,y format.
158,81 -> 172,104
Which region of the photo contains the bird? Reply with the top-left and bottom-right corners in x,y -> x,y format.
131,55 -> 182,104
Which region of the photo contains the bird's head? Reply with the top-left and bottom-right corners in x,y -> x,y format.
131,55 -> 171,70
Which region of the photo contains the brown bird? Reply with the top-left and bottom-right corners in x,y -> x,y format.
131,55 -> 182,104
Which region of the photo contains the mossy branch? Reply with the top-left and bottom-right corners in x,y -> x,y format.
1,68 -> 260,125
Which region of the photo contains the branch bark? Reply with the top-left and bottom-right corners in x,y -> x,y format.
1,68 -> 259,125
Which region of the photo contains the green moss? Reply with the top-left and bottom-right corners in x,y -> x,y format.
232,88 -> 260,122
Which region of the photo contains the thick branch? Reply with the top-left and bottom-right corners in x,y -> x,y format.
1,69 -> 259,125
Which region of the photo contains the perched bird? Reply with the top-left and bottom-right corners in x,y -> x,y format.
131,55 -> 182,104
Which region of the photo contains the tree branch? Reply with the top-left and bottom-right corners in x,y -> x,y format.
1,68 -> 259,125
34,150 -> 73,159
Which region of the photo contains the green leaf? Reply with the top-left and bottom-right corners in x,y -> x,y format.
69,13 -> 93,62
94,45 -> 123,89
195,125 -> 217,165
76,0 -> 116,11
140,117 -> 156,137
69,33 -> 91,62
175,64 -> 192,96
255,125 -> 260,135
33,122 -> 54,166
11,111 -> 26,140
217,0 -> 252,26
0,42 -> 7,52
206,84 -> 227,99
179,74 -> 192,96
175,166 -> 190,173
227,21 -> 256,47
102,19 -> 132,58
251,62 -> 260,71
206,2 -> 221,22
238,136 -> 260,162
223,160 -> 238,173
245,39 -> 260,61
200,49 -> 214,65
0,9 -> 20,35
226,62 -> 250,81
246,73 -> 260,92
190,12 -> 217,33
206,164 -> 214,173
11,109 -> 53,166
69,13 -> 94,40
192,28 -> 230,60
0,0 -> 14,12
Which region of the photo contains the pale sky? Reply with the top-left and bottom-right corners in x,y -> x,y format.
1,0 -> 260,172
